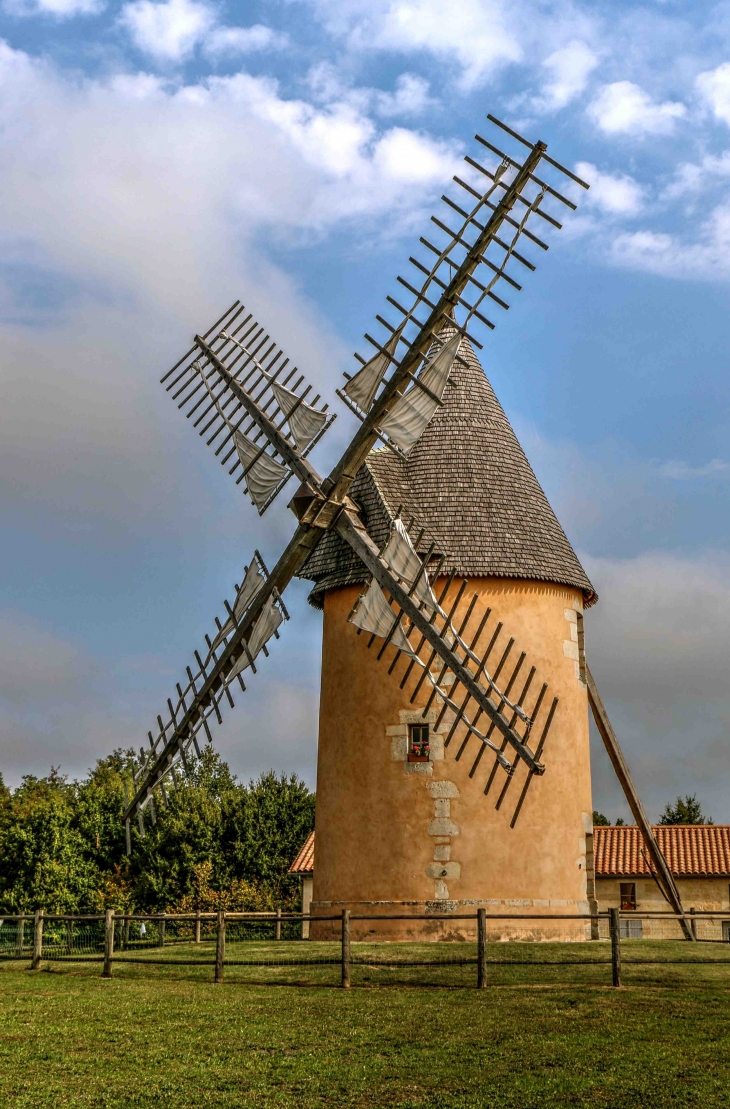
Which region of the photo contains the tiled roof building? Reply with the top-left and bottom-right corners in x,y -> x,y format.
288,830 -> 315,875
594,824 -> 730,877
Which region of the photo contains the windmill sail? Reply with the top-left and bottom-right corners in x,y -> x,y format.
233,430 -> 291,512
380,519 -> 441,615
378,331 -> 461,453
271,381 -> 329,450
210,558 -> 265,650
122,548 -> 288,833
161,305 -> 335,516
343,326 -> 404,414
349,579 -> 416,655
227,596 -> 284,683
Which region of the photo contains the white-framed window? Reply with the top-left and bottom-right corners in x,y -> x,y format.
408,723 -> 430,762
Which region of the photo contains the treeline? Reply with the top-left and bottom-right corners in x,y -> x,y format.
593,794 -> 713,827
0,748 -> 315,915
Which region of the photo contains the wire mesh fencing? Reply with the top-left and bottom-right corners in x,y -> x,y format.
4,908 -> 730,988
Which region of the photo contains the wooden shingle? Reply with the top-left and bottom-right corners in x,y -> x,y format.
301,332 -> 596,608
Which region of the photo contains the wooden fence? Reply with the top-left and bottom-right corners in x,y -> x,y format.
2,909 -> 730,988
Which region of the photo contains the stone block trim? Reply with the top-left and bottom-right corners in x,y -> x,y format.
387,708 -> 461,902
428,781 -> 460,798
563,603 -> 586,684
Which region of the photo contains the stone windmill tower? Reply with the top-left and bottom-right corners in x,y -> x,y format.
121,115 -> 692,940
301,328 -> 597,936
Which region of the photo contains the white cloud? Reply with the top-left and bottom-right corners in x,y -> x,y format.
204,24 -> 288,58
308,0 -> 523,91
656,459 -> 730,480
587,80 -> 686,136
696,61 -> 730,126
375,73 -> 433,117
661,151 -> 730,202
120,0 -> 215,61
610,202 -> 730,280
373,0 -> 522,89
575,161 -> 644,215
538,40 -> 598,112
2,0 -> 100,15
0,40 -> 459,529
2,0 -> 102,16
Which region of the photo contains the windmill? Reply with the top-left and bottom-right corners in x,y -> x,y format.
122,115 -> 692,941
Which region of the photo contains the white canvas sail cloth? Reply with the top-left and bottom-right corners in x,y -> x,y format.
226,597 -> 284,683
343,326 -> 404,414
381,519 -> 442,616
270,382 -> 328,451
233,431 -> 290,513
193,358 -> 291,512
218,331 -> 327,451
348,579 -> 417,657
210,559 -> 265,651
378,331 -> 461,454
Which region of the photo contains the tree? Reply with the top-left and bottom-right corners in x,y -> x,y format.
658,794 -> 712,825
593,811 -> 610,826
0,746 -> 315,914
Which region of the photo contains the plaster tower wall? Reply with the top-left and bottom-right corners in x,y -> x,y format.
311,576 -> 593,941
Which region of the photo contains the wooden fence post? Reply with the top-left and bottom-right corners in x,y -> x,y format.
31,910 -> 44,970
194,912 -> 201,944
16,916 -> 25,959
66,918 -> 73,956
276,907 -> 282,941
610,907 -> 621,987
477,908 -> 487,989
690,907 -> 697,941
215,911 -> 226,983
341,909 -> 351,989
102,909 -> 115,978
589,899 -> 600,941
122,916 -> 129,951
159,912 -> 166,947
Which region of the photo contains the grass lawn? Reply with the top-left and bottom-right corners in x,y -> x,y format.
2,942 -> 730,1107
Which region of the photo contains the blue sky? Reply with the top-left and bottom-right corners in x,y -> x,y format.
1,0 -> 729,822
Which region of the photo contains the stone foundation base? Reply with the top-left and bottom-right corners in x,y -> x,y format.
310,899 -> 591,943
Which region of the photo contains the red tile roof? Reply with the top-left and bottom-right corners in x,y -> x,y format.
288,830 -> 315,875
595,825 -> 730,878
289,826 -> 730,880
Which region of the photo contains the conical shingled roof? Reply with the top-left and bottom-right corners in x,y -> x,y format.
301,334 -> 596,608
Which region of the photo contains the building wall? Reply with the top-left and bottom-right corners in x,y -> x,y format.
301,876 -> 313,939
312,575 -> 594,941
596,877 -> 730,940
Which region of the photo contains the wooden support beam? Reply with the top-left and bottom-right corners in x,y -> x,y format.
586,665 -> 694,942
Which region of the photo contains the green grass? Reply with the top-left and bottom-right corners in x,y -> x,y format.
2,942 -> 730,1107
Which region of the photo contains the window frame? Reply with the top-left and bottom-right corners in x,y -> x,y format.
620,882 -> 637,911
408,722 -> 430,763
